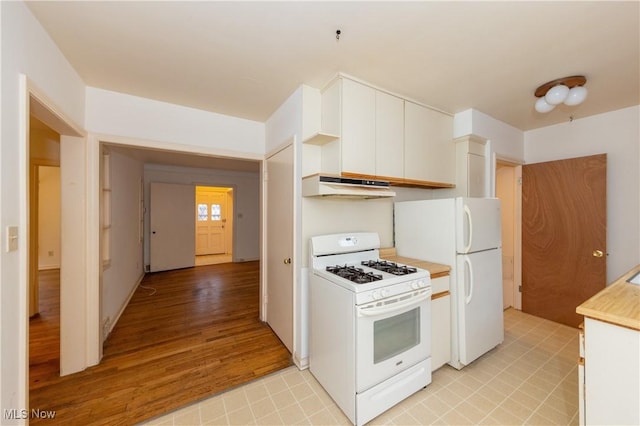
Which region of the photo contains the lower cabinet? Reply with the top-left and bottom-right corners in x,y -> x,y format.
431,275 -> 451,371
582,317 -> 640,425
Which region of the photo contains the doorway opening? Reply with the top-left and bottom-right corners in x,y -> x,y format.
495,160 -> 522,310
29,117 -> 62,387
195,186 -> 234,266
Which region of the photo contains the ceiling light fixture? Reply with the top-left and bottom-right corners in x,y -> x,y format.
534,75 -> 588,113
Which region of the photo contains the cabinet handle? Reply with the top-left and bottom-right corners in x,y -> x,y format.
592,250 -> 603,258
283,258 -> 291,265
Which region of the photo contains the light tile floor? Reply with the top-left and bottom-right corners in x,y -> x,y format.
143,309 -> 579,425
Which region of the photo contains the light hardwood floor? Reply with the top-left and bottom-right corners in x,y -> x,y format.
29,262 -> 292,425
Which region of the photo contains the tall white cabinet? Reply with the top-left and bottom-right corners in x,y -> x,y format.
453,135 -> 487,197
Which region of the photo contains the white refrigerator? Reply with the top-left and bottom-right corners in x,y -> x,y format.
394,197 -> 504,369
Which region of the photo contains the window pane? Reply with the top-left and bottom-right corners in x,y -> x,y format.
197,203 -> 208,221
211,204 -> 221,221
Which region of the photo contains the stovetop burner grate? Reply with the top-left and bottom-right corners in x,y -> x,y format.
325,264 -> 383,283
361,260 -> 418,276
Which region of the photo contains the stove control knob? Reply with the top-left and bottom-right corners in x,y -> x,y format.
411,281 -> 419,289
380,289 -> 389,298
372,290 -> 381,300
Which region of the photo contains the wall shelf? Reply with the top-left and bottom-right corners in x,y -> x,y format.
302,132 -> 339,146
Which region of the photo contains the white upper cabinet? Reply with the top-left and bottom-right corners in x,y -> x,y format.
375,91 -> 404,179
341,78 -> 376,175
404,101 -> 455,185
311,76 -> 455,188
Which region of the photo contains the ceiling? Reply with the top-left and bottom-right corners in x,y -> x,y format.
27,1 -> 639,132
104,143 -> 260,173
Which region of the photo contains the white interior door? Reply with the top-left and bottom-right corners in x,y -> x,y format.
150,182 -> 195,272
266,144 -> 294,352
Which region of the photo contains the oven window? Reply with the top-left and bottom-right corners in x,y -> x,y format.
373,307 -> 420,364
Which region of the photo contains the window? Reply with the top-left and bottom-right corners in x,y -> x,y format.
197,203 -> 208,221
211,203 -> 221,221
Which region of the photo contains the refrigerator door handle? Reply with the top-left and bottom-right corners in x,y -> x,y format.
463,204 -> 473,253
464,256 -> 474,304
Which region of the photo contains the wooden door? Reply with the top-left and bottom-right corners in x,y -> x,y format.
522,154 -> 606,327
266,144 -> 294,352
195,187 -> 229,255
150,183 -> 195,272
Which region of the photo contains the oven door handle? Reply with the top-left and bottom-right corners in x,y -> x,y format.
357,291 -> 431,318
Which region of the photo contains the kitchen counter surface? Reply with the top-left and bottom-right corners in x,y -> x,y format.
576,264 -> 640,331
379,247 -> 451,279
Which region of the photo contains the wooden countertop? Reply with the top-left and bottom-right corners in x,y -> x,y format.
379,247 -> 451,278
576,265 -> 640,331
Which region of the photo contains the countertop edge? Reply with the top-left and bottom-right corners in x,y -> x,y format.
576,265 -> 640,332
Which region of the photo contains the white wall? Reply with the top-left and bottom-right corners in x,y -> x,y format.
1,0 -> 86,415
143,164 -> 260,267
102,150 -> 144,338
525,106 -> 640,283
301,198 -> 395,265
85,87 -> 265,157
38,166 -> 61,270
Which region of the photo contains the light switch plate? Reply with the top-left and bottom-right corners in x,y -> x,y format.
7,226 -> 18,252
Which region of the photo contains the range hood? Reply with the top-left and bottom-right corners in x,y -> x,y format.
302,175 -> 396,199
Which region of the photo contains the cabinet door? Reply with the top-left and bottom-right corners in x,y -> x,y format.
431,294 -> 451,371
404,101 -> 429,181
341,79 -> 376,175
404,102 -> 454,183
425,111 -> 454,184
375,91 -> 404,178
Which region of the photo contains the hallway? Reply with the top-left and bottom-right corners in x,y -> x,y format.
29,261 -> 291,425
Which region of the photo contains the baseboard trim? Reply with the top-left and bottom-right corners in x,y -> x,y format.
105,273 -> 145,339
293,353 -> 309,370
38,264 -> 61,271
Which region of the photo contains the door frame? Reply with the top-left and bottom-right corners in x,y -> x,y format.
493,154 -> 523,310
19,75 -> 86,409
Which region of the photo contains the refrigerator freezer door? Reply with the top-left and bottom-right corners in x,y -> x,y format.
455,197 -> 502,254
394,199 -> 457,267
457,248 -> 504,366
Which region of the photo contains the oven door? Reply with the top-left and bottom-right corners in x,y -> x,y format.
355,287 -> 431,393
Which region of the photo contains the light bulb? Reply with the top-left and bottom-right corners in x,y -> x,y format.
545,84 -> 570,105
535,97 -> 555,113
564,86 -> 588,106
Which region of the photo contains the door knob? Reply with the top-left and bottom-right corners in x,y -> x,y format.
283,258 -> 292,265
592,250 -> 603,258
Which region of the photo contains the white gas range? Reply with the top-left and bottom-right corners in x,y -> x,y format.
309,233 -> 432,426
